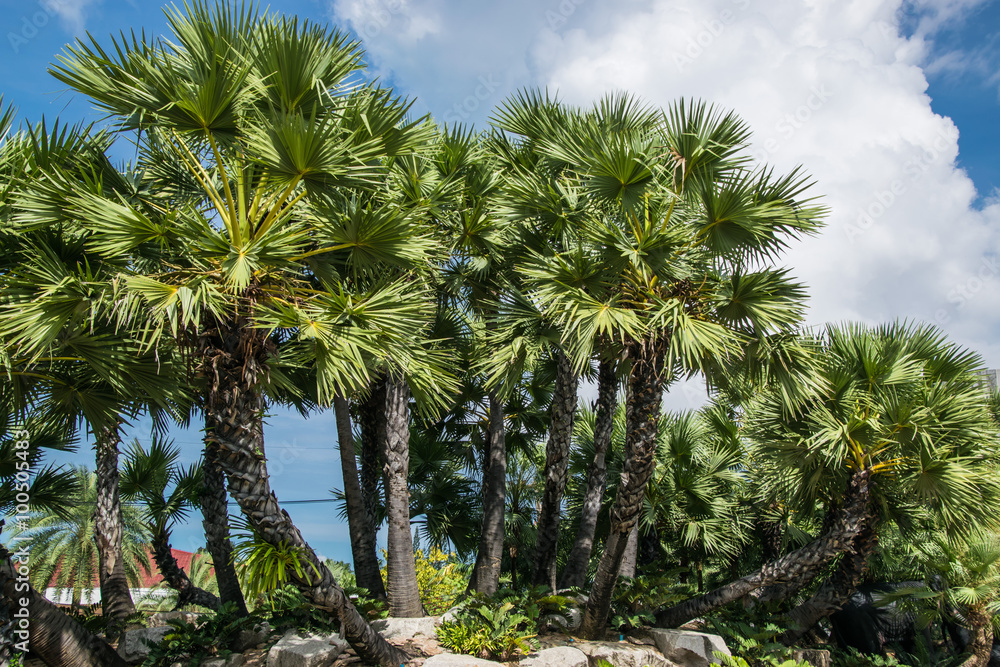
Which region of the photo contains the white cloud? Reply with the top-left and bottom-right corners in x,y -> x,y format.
41,0 -> 99,34
341,0 -> 1000,367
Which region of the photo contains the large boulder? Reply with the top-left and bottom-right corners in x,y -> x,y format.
423,654 -> 503,667
372,616 -> 441,639
233,620 -> 272,652
266,630 -> 347,667
148,610 -> 203,628
541,608 -> 583,633
520,646 -> 589,667
118,626 -> 172,664
574,640 -> 676,667
649,629 -> 730,667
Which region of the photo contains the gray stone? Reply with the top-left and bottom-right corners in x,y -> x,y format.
371,616 -> 441,639
574,640 -> 676,667
519,646 -> 589,667
118,626 -> 172,664
542,607 -> 583,632
423,654 -> 503,667
148,610 -> 203,627
649,629 -> 730,667
792,649 -> 832,667
203,655 -> 245,667
233,620 -> 272,652
266,631 -> 347,667
441,605 -> 464,623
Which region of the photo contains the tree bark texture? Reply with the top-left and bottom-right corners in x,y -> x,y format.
960,608 -> 994,667
781,520 -> 878,642
333,394 -> 387,600
358,377 -> 386,539
468,390 -> 507,595
656,468 -> 872,629
93,425 -> 135,633
381,377 -> 422,617
618,524 -> 639,579
1,543 -> 128,667
581,341 -> 664,639
150,526 -> 221,611
533,351 -> 579,591
561,356 -> 617,589
202,323 -> 408,666
201,430 -> 248,616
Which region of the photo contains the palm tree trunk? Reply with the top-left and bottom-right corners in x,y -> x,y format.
358,376 -> 386,539
655,468 -> 872,629
201,429 -> 248,616
561,357 -> 617,589
581,341 -> 665,639
960,607 -> 993,667
532,351 -> 580,591
468,389 -> 506,594
781,521 -> 878,642
382,376 -> 422,617
0,542 -> 127,667
618,525 -> 639,579
150,525 -> 221,611
93,424 -> 134,635
334,394 -> 387,601
204,324 -> 408,666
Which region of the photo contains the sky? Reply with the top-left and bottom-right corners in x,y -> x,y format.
2,0 -> 999,567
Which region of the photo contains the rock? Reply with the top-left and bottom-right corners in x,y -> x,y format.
520,646 -> 588,667
574,640 -> 676,667
234,620 -> 272,652
792,649 -> 832,667
441,606 -> 464,623
149,610 -> 203,627
649,629 -> 730,667
372,616 -> 441,640
541,607 -> 583,633
267,631 -> 348,667
423,654 -> 503,667
117,626 -> 172,664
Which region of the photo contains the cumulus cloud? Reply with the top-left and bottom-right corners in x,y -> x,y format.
339,0 -> 1000,368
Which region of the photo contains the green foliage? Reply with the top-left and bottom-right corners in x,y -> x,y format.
232,522 -> 321,600
707,619 -> 808,667
379,548 -> 469,615
141,602 -> 257,667
829,648 -> 904,667
436,601 -> 539,661
258,585 -> 339,635
611,575 -> 693,631
62,602 -> 108,636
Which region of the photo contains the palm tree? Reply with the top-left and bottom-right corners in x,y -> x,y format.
137,550 -> 219,612
496,93 -> 823,637
7,467 -> 151,606
47,4 -> 436,661
659,322 -> 1000,631
120,437 -> 222,611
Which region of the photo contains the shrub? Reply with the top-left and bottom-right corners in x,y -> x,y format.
435,601 -> 538,660
141,602 -> 257,667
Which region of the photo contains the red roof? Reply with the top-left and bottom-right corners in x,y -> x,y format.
44,547 -> 213,590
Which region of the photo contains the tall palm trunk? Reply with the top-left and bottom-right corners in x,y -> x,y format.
381,376 -> 422,617
201,431 -> 248,616
581,341 -> 665,639
93,424 -> 134,634
203,322 -> 407,666
656,468 -> 872,629
618,525 -> 639,579
468,389 -> 506,594
358,377 -> 386,540
1,543 -> 127,667
960,608 -> 994,667
532,351 -> 579,591
781,521 -> 878,642
561,358 -> 617,589
333,394 -> 387,600
150,525 -> 221,611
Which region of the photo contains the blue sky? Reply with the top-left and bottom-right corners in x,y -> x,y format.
3,0 -> 1000,567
